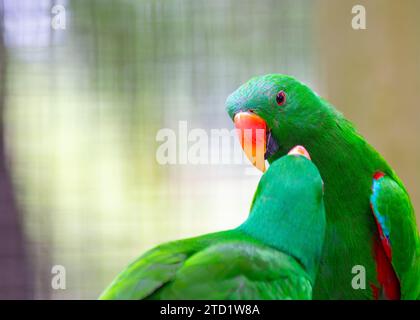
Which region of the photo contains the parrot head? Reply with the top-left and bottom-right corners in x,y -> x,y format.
226,74 -> 336,172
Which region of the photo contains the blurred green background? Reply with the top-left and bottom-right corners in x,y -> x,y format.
0,0 -> 419,299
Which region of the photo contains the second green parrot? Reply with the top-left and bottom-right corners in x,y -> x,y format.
100,146 -> 325,300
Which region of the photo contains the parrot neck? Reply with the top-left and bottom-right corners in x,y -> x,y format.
236,157 -> 326,284
238,193 -> 325,284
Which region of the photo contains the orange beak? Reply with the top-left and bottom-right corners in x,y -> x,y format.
233,112 -> 267,172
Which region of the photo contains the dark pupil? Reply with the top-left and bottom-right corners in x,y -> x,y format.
276,92 -> 285,104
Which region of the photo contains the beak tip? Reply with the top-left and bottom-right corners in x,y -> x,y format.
257,162 -> 266,173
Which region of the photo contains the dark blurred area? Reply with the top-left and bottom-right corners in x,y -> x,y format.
0,0 -> 419,299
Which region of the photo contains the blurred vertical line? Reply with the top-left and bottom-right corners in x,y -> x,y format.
0,0 -> 33,299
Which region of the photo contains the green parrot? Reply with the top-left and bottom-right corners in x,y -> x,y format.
99,146 -> 325,300
226,74 -> 420,300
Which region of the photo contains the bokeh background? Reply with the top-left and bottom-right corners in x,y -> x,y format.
0,0 -> 419,299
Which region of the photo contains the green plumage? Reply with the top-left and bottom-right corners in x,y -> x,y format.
226,74 -> 420,299
100,155 -> 325,300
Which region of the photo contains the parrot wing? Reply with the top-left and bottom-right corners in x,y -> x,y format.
150,241 -> 312,300
99,232 -> 312,300
98,230 -> 230,300
98,242 -> 189,300
370,172 -> 420,299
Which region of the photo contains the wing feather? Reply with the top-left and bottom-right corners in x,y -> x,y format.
370,174 -> 420,299
100,232 -> 312,300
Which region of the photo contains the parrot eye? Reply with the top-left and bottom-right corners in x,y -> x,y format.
276,91 -> 286,106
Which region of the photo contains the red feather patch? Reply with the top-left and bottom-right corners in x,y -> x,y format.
373,171 -> 385,180
369,172 -> 400,299
372,236 -> 400,300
